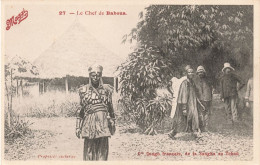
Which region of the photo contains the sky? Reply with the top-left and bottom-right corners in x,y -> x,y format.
3,3 -> 147,63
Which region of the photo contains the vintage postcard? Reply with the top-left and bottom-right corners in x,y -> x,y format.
1,0 -> 260,164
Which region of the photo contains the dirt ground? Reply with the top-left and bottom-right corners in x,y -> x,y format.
4,99 -> 253,161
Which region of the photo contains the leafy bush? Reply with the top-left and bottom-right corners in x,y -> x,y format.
118,45 -> 174,98
5,113 -> 33,141
117,45 -> 174,134
118,92 -> 172,135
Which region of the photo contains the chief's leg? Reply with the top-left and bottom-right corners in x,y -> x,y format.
96,137 -> 109,160
83,138 -> 95,161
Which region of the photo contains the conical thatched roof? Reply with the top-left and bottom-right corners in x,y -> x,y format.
34,19 -> 123,78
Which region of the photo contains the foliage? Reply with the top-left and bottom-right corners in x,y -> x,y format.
123,5 -> 253,80
118,93 -> 172,135
5,128 -> 55,160
5,113 -> 33,141
5,54 -> 40,130
118,5 -> 253,134
118,45 -> 174,100
5,55 -> 39,79
117,96 -> 140,124
141,95 -> 172,135
117,45 -> 174,134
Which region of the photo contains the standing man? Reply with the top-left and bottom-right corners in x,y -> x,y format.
168,65 -> 203,139
194,66 -> 212,132
220,63 -> 245,124
168,72 -> 187,119
75,64 -> 116,161
245,77 -> 253,116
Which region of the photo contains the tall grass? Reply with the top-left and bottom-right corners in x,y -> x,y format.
10,91 -> 80,118
9,90 -> 121,118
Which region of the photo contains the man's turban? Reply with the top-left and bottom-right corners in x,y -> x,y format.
88,64 -> 103,74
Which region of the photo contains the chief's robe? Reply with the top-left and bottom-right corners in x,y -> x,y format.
171,78 -> 202,133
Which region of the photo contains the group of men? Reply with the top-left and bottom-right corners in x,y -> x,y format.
168,62 -> 253,139
75,63 -> 253,161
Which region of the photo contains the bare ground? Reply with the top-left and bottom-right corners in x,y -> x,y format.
4,99 -> 253,161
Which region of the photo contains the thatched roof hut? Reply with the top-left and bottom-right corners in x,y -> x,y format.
33,19 -> 122,93
34,19 -> 123,78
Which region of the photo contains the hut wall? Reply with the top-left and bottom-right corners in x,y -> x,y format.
45,76 -> 115,92
20,76 -> 116,97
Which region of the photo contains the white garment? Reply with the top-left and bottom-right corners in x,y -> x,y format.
170,76 -> 187,118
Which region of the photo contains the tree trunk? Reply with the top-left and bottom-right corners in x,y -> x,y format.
16,79 -> 19,97
42,80 -> 45,93
38,81 -> 42,95
20,79 -> 23,97
10,69 -> 13,126
5,81 -> 11,128
65,75 -> 69,94
37,82 -> 40,96
19,79 -> 23,101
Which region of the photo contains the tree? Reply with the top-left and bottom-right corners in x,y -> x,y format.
123,5 -> 253,81
5,55 -> 39,128
119,5 -> 253,134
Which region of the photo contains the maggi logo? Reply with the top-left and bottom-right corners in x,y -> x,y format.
6,8 -> 28,31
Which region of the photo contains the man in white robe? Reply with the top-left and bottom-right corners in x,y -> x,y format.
169,76 -> 187,118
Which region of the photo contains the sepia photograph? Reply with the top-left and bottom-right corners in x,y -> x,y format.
1,1 -> 259,163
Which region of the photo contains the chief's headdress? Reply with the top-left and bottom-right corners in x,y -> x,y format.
88,64 -> 104,86
88,64 -> 103,74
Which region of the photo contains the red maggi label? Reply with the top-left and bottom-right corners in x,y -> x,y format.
6,8 -> 28,31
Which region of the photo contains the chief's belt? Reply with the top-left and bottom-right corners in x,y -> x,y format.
84,104 -> 108,114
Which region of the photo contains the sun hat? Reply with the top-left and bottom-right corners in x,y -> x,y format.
196,65 -> 206,73
222,63 -> 235,73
